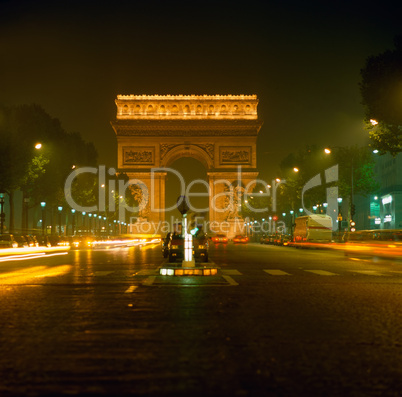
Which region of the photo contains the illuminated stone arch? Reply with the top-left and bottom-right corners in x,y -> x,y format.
111,94 -> 262,237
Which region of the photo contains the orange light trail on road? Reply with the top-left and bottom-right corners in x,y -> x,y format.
0,265 -> 72,285
0,252 -> 69,262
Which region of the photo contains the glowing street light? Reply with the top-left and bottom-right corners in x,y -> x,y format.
293,167 -> 299,172
370,119 -> 378,126
35,143 -> 42,149
324,148 -> 331,154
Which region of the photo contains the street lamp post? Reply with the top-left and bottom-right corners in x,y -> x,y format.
0,193 -> 5,235
40,202 -> 46,235
88,213 -> 92,235
289,210 -> 294,236
82,212 -> 86,234
58,206 -> 63,235
71,209 -> 76,236
24,197 -> 30,233
325,147 -> 355,229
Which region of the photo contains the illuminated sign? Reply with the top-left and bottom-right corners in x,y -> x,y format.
382,196 -> 392,205
384,215 -> 392,223
375,218 -> 381,225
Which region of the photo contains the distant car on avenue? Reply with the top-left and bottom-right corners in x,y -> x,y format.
211,234 -> 228,244
233,235 -> 249,244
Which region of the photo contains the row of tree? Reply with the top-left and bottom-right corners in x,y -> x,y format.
0,104 -> 98,232
239,37 -> 402,221
360,35 -> 402,155
239,145 -> 379,221
276,145 -> 378,214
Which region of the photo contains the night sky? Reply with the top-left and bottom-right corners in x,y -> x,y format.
1,0 -> 401,184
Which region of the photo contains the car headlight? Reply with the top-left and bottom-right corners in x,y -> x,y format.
171,245 -> 179,249
198,245 -> 205,249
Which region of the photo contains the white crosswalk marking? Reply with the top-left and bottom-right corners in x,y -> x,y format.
264,269 -> 291,276
261,269 -> 401,277
305,270 -> 339,276
222,269 -> 242,275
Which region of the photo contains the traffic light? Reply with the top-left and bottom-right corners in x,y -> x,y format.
351,204 -> 356,217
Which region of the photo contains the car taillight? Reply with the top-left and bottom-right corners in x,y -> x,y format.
171,245 -> 179,249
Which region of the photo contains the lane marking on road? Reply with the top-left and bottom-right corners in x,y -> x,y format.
143,276 -> 156,286
264,269 -> 291,276
305,270 -> 339,276
93,271 -> 114,276
221,269 -> 242,275
222,275 -> 239,286
351,270 -> 388,276
348,257 -> 372,263
134,269 -> 158,276
124,285 -> 138,293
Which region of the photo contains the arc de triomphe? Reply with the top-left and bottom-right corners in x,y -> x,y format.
111,95 -> 263,235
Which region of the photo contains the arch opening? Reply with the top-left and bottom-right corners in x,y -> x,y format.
165,157 -> 209,227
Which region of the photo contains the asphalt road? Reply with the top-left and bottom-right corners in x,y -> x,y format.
1,242 -> 402,396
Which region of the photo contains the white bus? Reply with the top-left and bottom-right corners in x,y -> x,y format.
293,214 -> 332,243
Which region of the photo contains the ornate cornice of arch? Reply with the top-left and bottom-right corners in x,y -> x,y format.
111,119 -> 263,136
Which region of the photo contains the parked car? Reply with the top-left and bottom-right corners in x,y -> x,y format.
24,235 -> 39,247
277,234 -> 291,246
211,234 -> 228,244
0,234 -> 18,248
34,235 -> 52,247
260,234 -> 274,244
233,235 -> 249,244
13,234 -> 29,248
